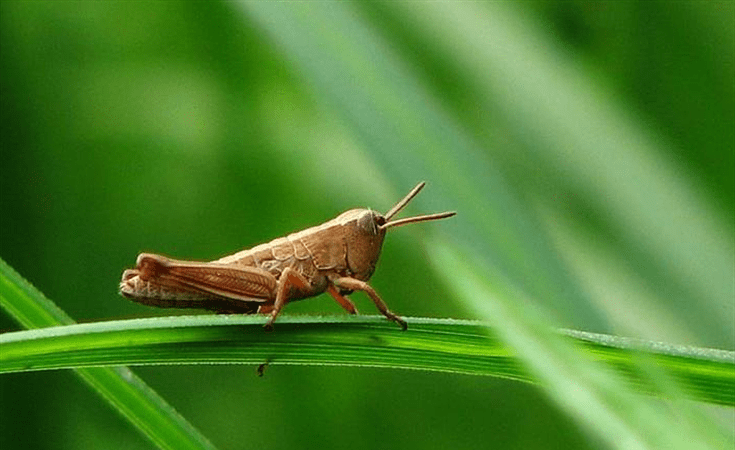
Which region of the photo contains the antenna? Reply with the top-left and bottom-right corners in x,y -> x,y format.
380,182 -> 455,230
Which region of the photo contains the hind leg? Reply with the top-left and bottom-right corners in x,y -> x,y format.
263,267 -> 311,331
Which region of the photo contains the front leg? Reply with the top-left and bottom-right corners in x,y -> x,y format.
331,276 -> 407,330
263,267 -> 311,331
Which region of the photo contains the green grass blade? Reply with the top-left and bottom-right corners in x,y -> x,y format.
1,315 -> 732,407
0,258 -> 217,450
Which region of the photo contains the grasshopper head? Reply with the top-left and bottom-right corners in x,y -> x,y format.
338,182 -> 455,281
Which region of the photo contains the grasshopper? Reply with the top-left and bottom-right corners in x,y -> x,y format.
120,182 -> 454,330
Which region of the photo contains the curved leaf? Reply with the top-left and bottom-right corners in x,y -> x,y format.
0,258 -> 217,450
1,315 -> 732,407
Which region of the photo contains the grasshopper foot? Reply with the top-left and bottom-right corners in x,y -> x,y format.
257,361 -> 269,376
392,316 -> 408,331
263,319 -> 275,332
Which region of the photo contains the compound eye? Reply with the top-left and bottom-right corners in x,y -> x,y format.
358,211 -> 380,235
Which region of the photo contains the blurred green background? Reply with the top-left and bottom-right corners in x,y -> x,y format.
1,2 -> 732,449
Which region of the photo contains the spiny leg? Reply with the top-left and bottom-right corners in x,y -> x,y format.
326,285 -> 359,315
331,277 -> 407,330
264,267 -> 310,331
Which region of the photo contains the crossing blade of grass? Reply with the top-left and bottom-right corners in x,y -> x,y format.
237,3 -> 733,449
430,240 -> 734,450
237,2 -> 608,333
1,315 -> 732,408
0,258 -> 217,450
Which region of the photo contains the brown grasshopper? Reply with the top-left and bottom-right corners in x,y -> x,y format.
120,182 -> 455,330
